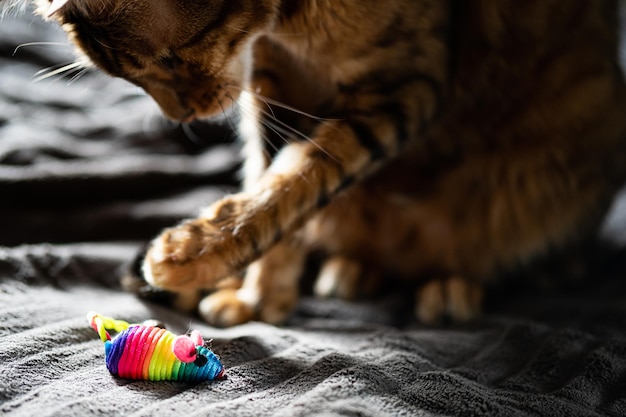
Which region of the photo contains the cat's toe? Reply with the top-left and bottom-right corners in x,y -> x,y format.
415,276 -> 483,324
142,220 -> 232,291
120,244 -> 203,313
198,289 -> 255,327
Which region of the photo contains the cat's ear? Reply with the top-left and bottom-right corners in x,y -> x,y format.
46,0 -> 70,17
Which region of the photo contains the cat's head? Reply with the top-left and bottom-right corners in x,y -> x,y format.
19,0 -> 280,121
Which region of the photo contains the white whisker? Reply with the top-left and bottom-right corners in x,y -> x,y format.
237,102 -> 313,185
233,94 -> 321,187
33,61 -> 83,82
216,88 -> 242,139
93,36 -> 117,50
252,91 -> 278,120
260,118 -> 295,146
254,93 -> 333,122
226,24 -> 252,34
255,107 -> 310,141
238,101 -> 290,148
66,68 -> 89,85
229,84 -> 334,122
224,85 -> 340,165
12,42 -> 71,56
257,123 -> 284,154
34,62 -> 74,77
13,41 -> 70,56
254,106 -> 339,163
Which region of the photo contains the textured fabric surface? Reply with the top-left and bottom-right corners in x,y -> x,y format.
2,11 -> 626,417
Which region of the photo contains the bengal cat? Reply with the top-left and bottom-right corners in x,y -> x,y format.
4,0 -> 626,326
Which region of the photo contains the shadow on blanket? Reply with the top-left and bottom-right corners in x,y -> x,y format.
1,10 -> 626,417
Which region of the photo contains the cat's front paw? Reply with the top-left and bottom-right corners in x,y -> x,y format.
142,219 -> 235,292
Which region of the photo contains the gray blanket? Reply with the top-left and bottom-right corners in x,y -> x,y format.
2,11 -> 626,417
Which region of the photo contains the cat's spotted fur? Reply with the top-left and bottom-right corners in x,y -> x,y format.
7,0 -> 626,326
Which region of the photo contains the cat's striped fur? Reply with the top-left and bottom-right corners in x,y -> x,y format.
7,0 -> 626,325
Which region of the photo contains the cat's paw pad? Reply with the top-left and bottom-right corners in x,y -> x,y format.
415,277 -> 483,324
198,289 -> 255,327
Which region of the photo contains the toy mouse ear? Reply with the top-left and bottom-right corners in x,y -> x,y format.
47,0 -> 71,17
189,330 -> 204,346
172,335 -> 197,363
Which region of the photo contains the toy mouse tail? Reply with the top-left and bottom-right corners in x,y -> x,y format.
87,311 -> 130,343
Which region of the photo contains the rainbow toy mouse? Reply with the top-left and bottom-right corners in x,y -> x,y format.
87,312 -> 225,382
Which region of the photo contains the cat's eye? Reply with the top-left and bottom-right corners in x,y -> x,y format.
158,54 -> 183,71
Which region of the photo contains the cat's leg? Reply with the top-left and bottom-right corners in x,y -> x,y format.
141,87 -> 436,294
312,256 -> 483,323
314,255 -> 381,301
190,38 -> 320,326
125,44 -> 441,323
314,255 -> 362,301
415,277 -> 484,324
292,165 -> 488,324
198,240 -> 305,326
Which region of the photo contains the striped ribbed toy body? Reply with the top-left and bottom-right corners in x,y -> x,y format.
88,312 -> 225,382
